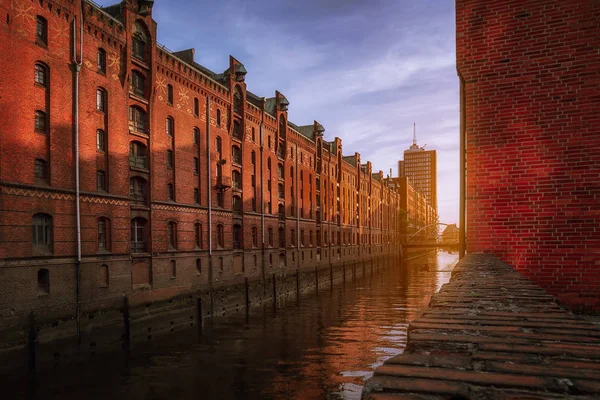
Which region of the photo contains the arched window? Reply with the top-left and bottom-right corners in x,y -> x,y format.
233,86 -> 243,115
167,222 -> 177,250
98,218 -> 110,250
130,217 -> 147,253
193,157 -> 199,175
36,16 -> 47,44
215,136 -> 222,156
233,120 -> 242,140
99,265 -> 109,287
219,257 -> 224,272
216,109 -> 221,127
217,224 -> 224,248
96,88 -> 107,112
233,224 -> 242,249
34,111 -> 46,133
132,70 -> 145,96
34,63 -> 48,86
268,228 -> 273,247
194,188 -> 199,204
166,150 -> 173,168
232,195 -> 242,213
251,127 -> 256,142
279,116 -> 286,140
97,48 -> 106,74
232,170 -> 241,190
251,227 -> 258,247
193,127 -> 200,145
129,141 -> 147,168
129,177 -> 147,204
195,223 -> 202,249
34,159 -> 48,182
169,260 -> 176,278
129,106 -> 147,133
277,164 -> 284,179
278,183 -> 284,199
96,129 -> 106,152
166,117 -> 174,136
32,213 -> 52,250
132,21 -> 148,60
251,151 -> 256,165
194,98 -> 199,117
290,229 -> 296,247
196,258 -> 202,275
38,268 -> 49,295
232,145 -> 242,165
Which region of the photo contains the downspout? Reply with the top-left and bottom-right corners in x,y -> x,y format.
260,117 -> 265,281
72,5 -> 83,346
459,75 -> 466,259
296,144 -> 299,268
206,97 -> 213,303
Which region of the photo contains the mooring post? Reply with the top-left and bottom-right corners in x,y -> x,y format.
123,295 -> 131,349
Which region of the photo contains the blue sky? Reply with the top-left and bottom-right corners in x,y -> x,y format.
98,0 -> 459,224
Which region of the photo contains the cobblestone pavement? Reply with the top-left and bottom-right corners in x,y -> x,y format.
362,253 -> 600,400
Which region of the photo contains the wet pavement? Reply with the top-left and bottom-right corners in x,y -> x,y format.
3,252 -> 458,400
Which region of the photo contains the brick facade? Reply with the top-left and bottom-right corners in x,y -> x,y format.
456,0 -> 600,311
0,0 -> 407,333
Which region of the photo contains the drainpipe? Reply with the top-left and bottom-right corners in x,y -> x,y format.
459,75 -> 466,259
206,97 -> 213,298
296,144 -> 299,268
72,5 -> 83,346
260,117 -> 265,281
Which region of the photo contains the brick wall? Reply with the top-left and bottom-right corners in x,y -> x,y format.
456,0 -> 600,311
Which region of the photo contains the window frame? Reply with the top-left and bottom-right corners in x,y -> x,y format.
97,48 -> 107,74
36,16 -> 48,45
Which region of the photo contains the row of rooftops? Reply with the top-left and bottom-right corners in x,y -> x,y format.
93,0 -> 392,186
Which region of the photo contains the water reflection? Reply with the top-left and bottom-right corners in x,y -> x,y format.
3,251 -> 457,400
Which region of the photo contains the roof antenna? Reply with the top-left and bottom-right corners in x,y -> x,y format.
413,121 -> 417,146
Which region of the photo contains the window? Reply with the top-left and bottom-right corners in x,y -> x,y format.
278,164 -> 284,179
167,84 -> 174,105
96,129 -> 106,152
36,16 -> 47,45
233,86 -> 243,115
310,230 -> 314,246
196,259 -> 202,275
130,217 -> 147,253
169,260 -> 176,278
34,63 -> 47,86
166,150 -> 173,168
193,127 -> 200,145
99,265 -> 109,287
279,227 -> 285,248
129,177 -> 147,204
167,184 -> 174,201
233,121 -> 242,140
217,224 -> 224,248
97,48 -> 106,74
251,127 -> 256,142
252,227 -> 258,247
232,195 -> 242,213
268,228 -> 273,247
38,269 -> 49,295
194,98 -> 199,117
166,117 -> 174,136
168,222 -> 177,250
194,188 -> 199,204
193,157 -> 199,175
251,151 -> 256,165
301,230 -> 305,246
34,111 -> 46,133
232,146 -> 242,165
34,159 -> 48,182
195,223 -> 202,249
216,136 -> 222,156
267,157 -> 271,170
268,136 -> 272,149
32,213 -> 52,250
129,141 -> 147,169
129,106 -> 147,133
96,88 -> 107,112
98,218 -> 109,250
291,229 -> 296,247
132,70 -> 145,96
232,170 -> 241,190
278,183 -> 284,199
216,109 -> 221,127
97,170 -> 107,191
233,224 -> 242,249
132,22 -> 147,60
216,192 -> 224,208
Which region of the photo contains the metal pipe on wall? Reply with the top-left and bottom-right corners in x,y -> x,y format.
459,76 -> 466,259
206,97 -> 213,284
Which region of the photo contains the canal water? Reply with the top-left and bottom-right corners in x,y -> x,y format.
6,251 -> 458,400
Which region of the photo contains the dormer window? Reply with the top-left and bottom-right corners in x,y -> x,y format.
132,21 -> 149,61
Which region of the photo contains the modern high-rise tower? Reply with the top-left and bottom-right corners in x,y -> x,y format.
399,123 -> 437,211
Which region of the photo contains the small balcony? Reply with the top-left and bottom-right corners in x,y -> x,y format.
214,175 -> 231,191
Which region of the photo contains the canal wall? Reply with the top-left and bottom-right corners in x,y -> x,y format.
362,253 -> 600,399
0,253 -> 409,372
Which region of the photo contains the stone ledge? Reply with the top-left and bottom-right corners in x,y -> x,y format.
362,253 -> 600,400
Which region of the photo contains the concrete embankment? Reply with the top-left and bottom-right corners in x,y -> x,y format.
362,253 -> 600,400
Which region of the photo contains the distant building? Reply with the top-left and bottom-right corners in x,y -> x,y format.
442,224 -> 459,243
397,160 -> 405,177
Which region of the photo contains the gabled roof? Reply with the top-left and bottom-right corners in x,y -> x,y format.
296,125 -> 315,141
342,155 -> 357,167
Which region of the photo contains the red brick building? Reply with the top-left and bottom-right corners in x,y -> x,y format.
0,0 -> 404,335
457,0 -> 600,311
